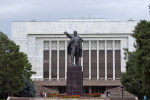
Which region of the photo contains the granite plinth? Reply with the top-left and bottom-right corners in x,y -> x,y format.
67,65 -> 83,95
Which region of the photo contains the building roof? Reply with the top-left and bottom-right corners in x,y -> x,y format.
12,19 -> 138,35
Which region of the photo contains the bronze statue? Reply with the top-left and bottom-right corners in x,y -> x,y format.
64,31 -> 83,65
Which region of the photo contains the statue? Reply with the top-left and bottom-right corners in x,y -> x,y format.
64,31 -> 83,65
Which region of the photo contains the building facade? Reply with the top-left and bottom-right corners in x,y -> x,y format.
12,19 -> 138,93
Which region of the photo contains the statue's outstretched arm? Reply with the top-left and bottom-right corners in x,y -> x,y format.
79,37 -> 83,42
64,31 -> 72,38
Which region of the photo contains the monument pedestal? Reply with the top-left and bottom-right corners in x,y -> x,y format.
67,65 -> 83,95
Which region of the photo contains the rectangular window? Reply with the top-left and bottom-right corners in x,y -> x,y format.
83,50 -> 89,78
43,50 -> 49,78
115,50 -> 121,78
99,50 -> 105,78
59,50 -> 65,78
51,50 -> 57,78
107,50 -> 113,78
91,50 -> 97,78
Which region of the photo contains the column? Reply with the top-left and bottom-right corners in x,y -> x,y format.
65,41 -> 67,79
97,41 -> 99,80
113,41 -> 115,80
81,43 -> 83,71
49,41 -> 51,80
57,41 -> 59,80
89,41 -> 91,79
121,39 -> 126,72
41,40 -> 44,79
105,41 -> 107,80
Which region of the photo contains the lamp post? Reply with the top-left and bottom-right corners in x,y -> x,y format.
121,86 -> 124,98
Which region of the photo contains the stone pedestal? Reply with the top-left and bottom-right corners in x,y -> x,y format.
67,65 -> 83,95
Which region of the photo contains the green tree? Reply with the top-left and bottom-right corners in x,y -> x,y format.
121,20 -> 150,99
18,79 -> 36,97
132,20 -> 150,98
121,51 -> 143,99
0,32 -> 35,99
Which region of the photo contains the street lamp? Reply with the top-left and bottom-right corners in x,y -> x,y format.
121,86 -> 124,98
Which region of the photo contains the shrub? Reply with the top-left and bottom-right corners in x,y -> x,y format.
62,95 -> 80,98
83,93 -> 101,97
91,93 -> 101,97
47,94 -> 58,97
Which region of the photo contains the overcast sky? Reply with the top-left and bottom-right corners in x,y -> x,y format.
0,0 -> 149,38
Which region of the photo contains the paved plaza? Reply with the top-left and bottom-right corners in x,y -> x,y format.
8,97 -> 138,100
8,97 -> 105,100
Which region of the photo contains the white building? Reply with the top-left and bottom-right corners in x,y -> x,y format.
12,19 -> 138,93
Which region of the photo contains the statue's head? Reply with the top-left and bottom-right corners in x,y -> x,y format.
74,31 -> 77,36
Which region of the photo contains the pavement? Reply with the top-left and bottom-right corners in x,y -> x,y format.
7,97 -> 106,100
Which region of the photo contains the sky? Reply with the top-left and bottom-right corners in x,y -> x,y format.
0,0 -> 150,38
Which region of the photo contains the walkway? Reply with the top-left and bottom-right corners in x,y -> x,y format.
7,97 -> 105,100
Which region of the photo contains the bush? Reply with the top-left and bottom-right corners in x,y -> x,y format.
47,94 -> 58,97
91,93 -> 101,97
83,93 -> 101,97
19,80 -> 36,97
62,95 -> 80,98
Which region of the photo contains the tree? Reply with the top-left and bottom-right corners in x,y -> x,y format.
132,20 -> 150,98
121,20 -> 150,99
0,32 -> 35,99
121,51 -> 143,99
18,79 -> 36,97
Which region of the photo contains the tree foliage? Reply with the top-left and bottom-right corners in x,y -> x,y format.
18,79 -> 36,97
0,32 -> 35,99
121,51 -> 142,98
121,20 -> 150,99
132,20 -> 150,98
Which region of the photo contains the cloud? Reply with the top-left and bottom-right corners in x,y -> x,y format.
0,0 -> 149,37
0,1 -> 37,19
0,0 -> 149,20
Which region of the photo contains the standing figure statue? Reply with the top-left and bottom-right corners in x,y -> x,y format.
64,31 -> 83,65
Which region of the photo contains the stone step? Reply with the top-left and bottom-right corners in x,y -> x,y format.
106,86 -> 135,97
35,85 -> 59,95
